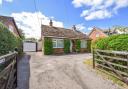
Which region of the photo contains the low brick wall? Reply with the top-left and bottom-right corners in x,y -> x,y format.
80,48 -> 88,53
53,48 -> 64,54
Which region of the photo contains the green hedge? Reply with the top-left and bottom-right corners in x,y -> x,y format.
64,39 -> 70,53
95,34 -> 128,51
44,37 -> 53,55
0,22 -> 22,56
76,39 -> 81,52
95,34 -> 128,75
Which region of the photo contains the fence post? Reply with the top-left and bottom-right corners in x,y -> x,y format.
93,48 -> 95,68
14,48 -> 18,88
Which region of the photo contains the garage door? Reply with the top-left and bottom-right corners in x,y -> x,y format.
23,42 -> 37,52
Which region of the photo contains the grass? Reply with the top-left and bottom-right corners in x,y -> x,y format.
83,59 -> 128,88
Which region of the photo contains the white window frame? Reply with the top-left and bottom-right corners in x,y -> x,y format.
52,39 -> 64,48
81,40 -> 87,48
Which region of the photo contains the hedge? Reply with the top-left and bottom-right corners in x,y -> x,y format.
95,34 -> 128,51
76,39 -> 81,52
0,22 -> 22,56
44,37 -> 53,55
64,39 -> 70,53
94,34 -> 128,75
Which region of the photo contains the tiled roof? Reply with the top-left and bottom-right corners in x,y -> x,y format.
0,15 -> 21,37
41,25 -> 90,39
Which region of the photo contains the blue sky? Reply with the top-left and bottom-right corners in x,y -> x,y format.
0,0 -> 128,38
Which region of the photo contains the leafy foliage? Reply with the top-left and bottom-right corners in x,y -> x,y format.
95,34 -> 128,51
95,34 -> 128,77
76,39 -> 81,52
64,39 -> 70,53
44,37 -> 53,55
0,22 -> 22,56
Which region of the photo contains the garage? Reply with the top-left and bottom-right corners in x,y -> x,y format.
23,41 -> 37,52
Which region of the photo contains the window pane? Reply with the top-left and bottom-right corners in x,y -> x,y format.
53,41 -> 56,48
52,39 -> 64,48
81,40 -> 87,48
57,39 -> 64,48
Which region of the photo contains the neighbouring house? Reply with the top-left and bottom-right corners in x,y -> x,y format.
89,27 -> 108,42
0,15 -> 21,37
41,20 -> 91,54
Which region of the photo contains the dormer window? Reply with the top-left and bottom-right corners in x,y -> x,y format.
9,25 -> 14,33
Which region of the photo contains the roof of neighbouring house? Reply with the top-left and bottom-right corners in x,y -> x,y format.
88,27 -> 107,36
0,15 -> 21,37
41,25 -> 90,39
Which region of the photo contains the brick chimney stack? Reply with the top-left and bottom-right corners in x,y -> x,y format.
49,19 -> 53,26
72,25 -> 76,31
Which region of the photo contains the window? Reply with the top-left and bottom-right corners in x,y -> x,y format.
81,40 -> 87,48
9,25 -> 14,33
96,33 -> 100,37
52,39 -> 64,48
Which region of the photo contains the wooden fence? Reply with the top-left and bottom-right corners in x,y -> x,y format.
0,52 -> 18,89
93,49 -> 128,84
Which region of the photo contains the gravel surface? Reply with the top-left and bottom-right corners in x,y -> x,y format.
27,52 -> 123,89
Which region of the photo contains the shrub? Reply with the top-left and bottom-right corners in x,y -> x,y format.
0,22 -> 22,56
64,39 -> 70,53
76,39 -> 81,52
95,34 -> 128,51
44,37 -> 53,55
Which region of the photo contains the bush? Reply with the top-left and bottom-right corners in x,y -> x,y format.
0,22 -> 22,56
44,37 -> 53,55
64,39 -> 70,53
95,34 -> 128,51
76,39 -> 81,52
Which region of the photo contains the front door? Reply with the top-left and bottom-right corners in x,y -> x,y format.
72,40 -> 76,52
70,40 -> 72,52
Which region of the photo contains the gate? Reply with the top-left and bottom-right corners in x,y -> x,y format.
0,52 -> 17,89
23,41 -> 37,52
93,49 -> 128,84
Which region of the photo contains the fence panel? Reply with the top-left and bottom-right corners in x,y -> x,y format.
93,49 -> 128,84
0,52 -> 17,89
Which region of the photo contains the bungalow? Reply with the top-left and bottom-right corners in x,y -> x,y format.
41,20 -> 91,54
0,15 -> 21,37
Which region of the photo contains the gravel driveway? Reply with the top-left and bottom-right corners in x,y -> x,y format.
25,52 -> 123,89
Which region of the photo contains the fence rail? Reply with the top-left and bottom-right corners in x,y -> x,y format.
93,49 -> 128,84
0,52 -> 18,89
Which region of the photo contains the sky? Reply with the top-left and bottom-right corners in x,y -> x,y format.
0,0 -> 128,39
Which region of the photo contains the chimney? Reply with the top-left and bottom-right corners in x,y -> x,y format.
49,19 -> 53,26
72,25 -> 76,31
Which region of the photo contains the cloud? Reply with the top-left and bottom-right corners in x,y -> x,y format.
5,0 -> 13,2
76,23 -> 85,31
0,0 -> 2,4
76,23 -> 92,34
0,0 -> 13,5
82,9 -> 112,20
72,0 -> 128,20
11,12 -> 63,39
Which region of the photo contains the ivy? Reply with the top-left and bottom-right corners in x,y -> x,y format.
76,39 -> 81,52
64,39 -> 70,53
44,37 -> 53,55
